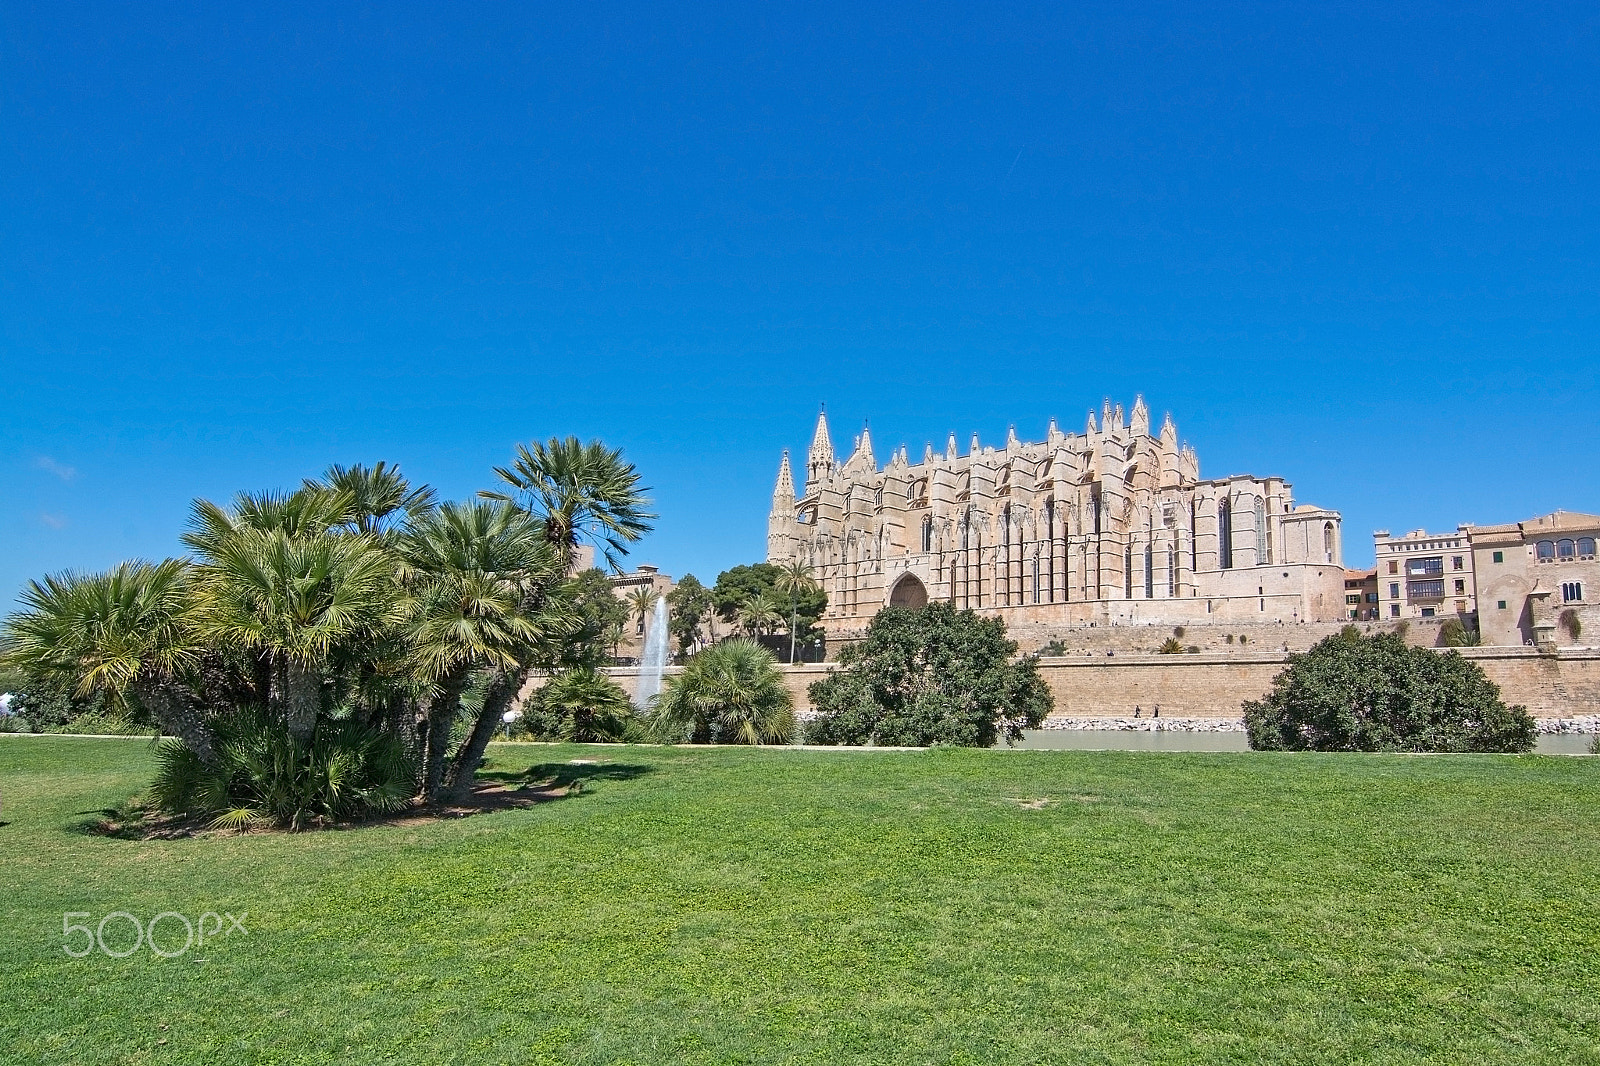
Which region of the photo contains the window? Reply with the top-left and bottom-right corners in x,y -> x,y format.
1389,583 -> 1400,599
1454,580 -> 1466,595
1558,539 -> 1576,560
921,516 -> 933,553
1537,540 -> 1555,560
1387,560 -> 1399,575
1218,498 -> 1233,569
1562,582 -> 1584,603
1367,593 -> 1379,603
1497,600 -> 1508,610
1346,594 -> 1362,605
1492,551 -> 1504,564
1580,537 -> 1597,558
1407,580 -> 1445,600
1407,557 -> 1444,576
1390,604 -> 1400,618
1452,556 -> 1463,570
1421,607 -> 1436,618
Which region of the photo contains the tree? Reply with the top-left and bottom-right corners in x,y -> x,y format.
774,561 -> 821,663
712,563 -> 825,637
1244,629 -> 1535,752
1,560 -> 218,762
400,500 -> 567,800
736,592 -> 783,636
564,568 -> 631,663
1439,617 -> 1482,648
625,586 -> 660,636
651,639 -> 795,744
524,668 -> 637,742
188,502 -> 400,744
306,462 -> 437,538
482,436 -> 655,571
2,438 -> 655,824
805,603 -> 1052,747
665,574 -> 713,655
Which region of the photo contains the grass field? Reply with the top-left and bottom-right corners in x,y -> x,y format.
1,737 -> 1597,1065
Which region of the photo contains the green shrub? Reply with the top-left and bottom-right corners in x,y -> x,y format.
1560,609 -> 1582,641
150,713 -> 416,831
1158,637 -> 1184,654
1439,617 -> 1482,648
523,668 -> 641,742
805,603 -> 1051,747
0,715 -> 32,733
652,639 -> 795,745
1244,630 -> 1534,753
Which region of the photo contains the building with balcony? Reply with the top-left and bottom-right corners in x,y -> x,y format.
1372,527 -> 1476,622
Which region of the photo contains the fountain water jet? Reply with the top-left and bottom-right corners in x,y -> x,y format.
634,596 -> 670,710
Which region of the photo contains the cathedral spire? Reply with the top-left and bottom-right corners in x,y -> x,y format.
806,407 -> 835,488
946,431 -> 959,459
772,449 -> 795,503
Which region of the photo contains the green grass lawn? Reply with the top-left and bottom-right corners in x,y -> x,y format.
1,738 -> 1597,1065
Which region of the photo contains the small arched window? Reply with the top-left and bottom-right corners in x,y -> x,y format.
1324,522 -> 1335,562
1558,539 -> 1576,559
875,487 -> 884,508
1537,540 -> 1556,560
921,516 -> 933,553
1579,537 -> 1597,558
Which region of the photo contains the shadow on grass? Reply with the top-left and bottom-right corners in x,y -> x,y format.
480,761 -> 656,794
57,762 -> 658,839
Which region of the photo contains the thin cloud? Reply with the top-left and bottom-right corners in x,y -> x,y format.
39,512 -> 68,530
35,456 -> 77,481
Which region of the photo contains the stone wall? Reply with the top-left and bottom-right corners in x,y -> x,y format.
551,646 -> 1600,722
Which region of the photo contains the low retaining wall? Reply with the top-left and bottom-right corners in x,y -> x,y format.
567,647 -> 1600,722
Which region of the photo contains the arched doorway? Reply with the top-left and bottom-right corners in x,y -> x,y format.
889,573 -> 929,609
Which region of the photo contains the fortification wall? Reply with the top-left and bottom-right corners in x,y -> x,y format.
552,647 -> 1600,722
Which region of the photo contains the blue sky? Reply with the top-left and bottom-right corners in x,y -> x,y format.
3,2 -> 1597,605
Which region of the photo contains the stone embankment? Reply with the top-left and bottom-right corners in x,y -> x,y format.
1040,716 -> 1246,732
1037,715 -> 1597,734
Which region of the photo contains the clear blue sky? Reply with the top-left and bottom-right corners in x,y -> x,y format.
3,2 -> 1597,605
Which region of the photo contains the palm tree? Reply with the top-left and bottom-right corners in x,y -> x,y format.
306,462 -> 438,538
773,561 -> 819,663
1,560 -> 218,766
625,586 -> 659,638
650,639 -> 795,744
736,593 -> 783,637
530,668 -> 636,742
192,524 -> 399,743
400,500 -> 568,801
481,436 -> 655,571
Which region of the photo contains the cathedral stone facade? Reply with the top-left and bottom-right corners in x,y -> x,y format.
767,398 -> 1345,641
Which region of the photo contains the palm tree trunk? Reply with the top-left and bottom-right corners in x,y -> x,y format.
136,681 -> 221,769
420,669 -> 474,804
441,670 -> 520,803
275,660 -> 322,743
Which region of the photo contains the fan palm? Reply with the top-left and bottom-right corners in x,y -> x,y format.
1,560 -> 219,765
530,668 -> 636,742
192,522 -> 399,743
650,639 -> 795,744
400,500 -> 568,799
306,461 -> 438,538
482,436 -> 655,571
181,487 -> 351,559
736,593 -> 783,637
625,586 -> 659,636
